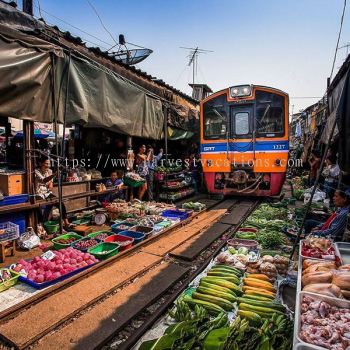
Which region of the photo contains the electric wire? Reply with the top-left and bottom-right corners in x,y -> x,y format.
330,0 -> 347,81
85,0 -> 118,50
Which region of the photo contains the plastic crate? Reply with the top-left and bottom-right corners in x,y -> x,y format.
0,213 -> 26,234
0,222 -> 19,242
161,209 -> 189,221
129,225 -> 154,236
118,230 -> 145,244
111,222 -> 135,234
0,194 -> 29,207
104,234 -> 134,251
88,242 -> 120,260
87,231 -> 113,241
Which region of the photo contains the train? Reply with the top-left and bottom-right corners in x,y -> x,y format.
200,84 -> 289,196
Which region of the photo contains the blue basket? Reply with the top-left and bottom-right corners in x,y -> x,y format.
0,222 -> 19,242
118,230 -> 145,244
0,213 -> 26,234
111,222 -> 135,234
0,194 -> 29,207
19,263 -> 95,290
161,210 -> 189,221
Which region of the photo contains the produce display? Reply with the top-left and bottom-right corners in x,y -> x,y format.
124,172 -> 145,182
115,224 -> 131,231
12,248 -> 98,283
299,294 -> 350,349
73,239 -> 99,250
114,239 -> 133,247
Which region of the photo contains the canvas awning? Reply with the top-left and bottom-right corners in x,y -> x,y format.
55,54 -> 164,139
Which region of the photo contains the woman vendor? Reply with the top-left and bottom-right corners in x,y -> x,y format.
104,170 -> 124,201
135,144 -> 151,200
35,156 -> 70,228
304,189 -> 350,241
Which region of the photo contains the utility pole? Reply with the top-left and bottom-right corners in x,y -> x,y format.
23,0 -> 33,15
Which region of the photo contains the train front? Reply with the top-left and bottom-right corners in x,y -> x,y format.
200,85 -> 289,196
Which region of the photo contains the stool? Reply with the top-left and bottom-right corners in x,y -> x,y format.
0,240 -> 16,263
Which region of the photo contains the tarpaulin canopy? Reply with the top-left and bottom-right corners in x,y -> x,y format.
0,23 -> 62,122
167,127 -> 194,140
55,55 -> 164,139
327,67 -> 350,172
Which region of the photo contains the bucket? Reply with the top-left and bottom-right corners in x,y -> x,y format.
44,221 -> 59,234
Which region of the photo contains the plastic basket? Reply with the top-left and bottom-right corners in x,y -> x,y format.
0,222 -> 19,242
44,221 -> 59,234
118,230 -> 145,244
129,225 -> 154,236
71,237 -> 101,252
0,269 -> 20,293
87,242 -> 120,260
161,210 -> 189,221
123,176 -> 145,188
87,231 -> 113,241
51,233 -> 82,250
104,234 -> 134,251
111,222 -> 135,234
0,194 -> 29,207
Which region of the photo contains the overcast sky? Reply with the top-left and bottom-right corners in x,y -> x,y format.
31,0 -> 349,114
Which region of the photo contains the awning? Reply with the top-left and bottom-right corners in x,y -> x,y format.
0,24 -> 62,123
55,55 -> 164,140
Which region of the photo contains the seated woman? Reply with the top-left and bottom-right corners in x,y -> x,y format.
104,170 -> 124,201
304,189 -> 350,241
35,156 -> 70,228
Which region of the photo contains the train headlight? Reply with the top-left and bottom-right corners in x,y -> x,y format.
230,85 -> 252,98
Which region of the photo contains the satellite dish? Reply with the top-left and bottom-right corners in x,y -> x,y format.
109,34 -> 153,65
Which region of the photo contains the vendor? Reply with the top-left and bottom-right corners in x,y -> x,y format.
304,189 -> 350,241
146,145 -> 163,201
105,170 -> 124,200
35,156 -> 70,228
322,154 -> 340,203
308,150 -> 321,187
135,144 -> 152,200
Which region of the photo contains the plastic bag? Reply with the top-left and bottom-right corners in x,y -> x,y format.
17,228 -> 41,250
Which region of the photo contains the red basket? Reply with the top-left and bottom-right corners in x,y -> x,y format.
104,234 -> 134,251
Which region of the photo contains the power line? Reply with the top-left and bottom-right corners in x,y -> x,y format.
85,0 -> 118,51
330,0 -> 347,80
32,3 -> 114,48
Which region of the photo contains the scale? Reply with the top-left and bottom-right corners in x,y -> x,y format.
94,209 -> 109,225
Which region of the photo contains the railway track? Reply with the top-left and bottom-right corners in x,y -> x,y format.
0,197 -> 259,350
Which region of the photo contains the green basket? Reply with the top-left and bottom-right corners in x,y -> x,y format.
87,242 -> 120,260
52,233 -> 82,250
123,176 -> 145,188
44,221 -> 59,234
0,269 -> 20,293
87,230 -> 113,240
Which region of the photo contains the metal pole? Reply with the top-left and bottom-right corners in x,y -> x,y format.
164,106 -> 169,203
50,53 -> 63,234
289,106 -> 338,259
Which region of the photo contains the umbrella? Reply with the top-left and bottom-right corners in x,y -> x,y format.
15,129 -> 49,139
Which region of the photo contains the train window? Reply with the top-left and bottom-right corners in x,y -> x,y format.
203,108 -> 227,139
255,91 -> 285,137
235,112 -> 250,135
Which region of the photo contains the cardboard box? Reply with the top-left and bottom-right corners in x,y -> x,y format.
0,173 -> 24,196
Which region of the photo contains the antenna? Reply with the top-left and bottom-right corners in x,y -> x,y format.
180,46 -> 213,86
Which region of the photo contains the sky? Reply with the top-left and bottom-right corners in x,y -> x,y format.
27,0 -> 350,114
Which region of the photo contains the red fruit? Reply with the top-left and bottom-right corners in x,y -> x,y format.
35,274 -> 45,283
52,272 -> 61,279
59,269 -> 66,275
86,259 -> 94,265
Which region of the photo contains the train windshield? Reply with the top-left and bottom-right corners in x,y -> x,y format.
255,90 -> 284,137
203,100 -> 227,139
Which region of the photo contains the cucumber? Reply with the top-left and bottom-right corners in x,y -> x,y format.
211,265 -> 243,277
241,294 -> 274,302
207,271 -> 240,284
197,286 -> 237,303
199,281 -> 237,296
237,298 -> 286,312
182,295 -> 224,315
237,310 -> 262,326
192,292 -> 234,311
239,303 -> 284,315
201,277 -> 242,295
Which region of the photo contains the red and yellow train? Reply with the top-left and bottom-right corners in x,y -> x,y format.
200,84 -> 289,196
